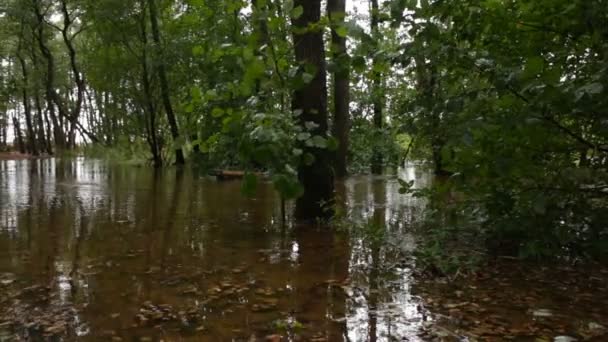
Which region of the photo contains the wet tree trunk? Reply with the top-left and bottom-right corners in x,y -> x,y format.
250,0 -> 269,105
139,0 -> 162,168
370,0 -> 383,175
292,0 -> 335,220
327,0 -> 350,179
101,92 -> 113,145
33,0 -> 66,150
59,0 -> 99,145
29,42 -> 53,153
0,113 -> 6,149
17,53 -> 38,155
148,0 -> 185,165
13,115 -> 25,153
34,90 -> 50,154
414,55 -> 445,175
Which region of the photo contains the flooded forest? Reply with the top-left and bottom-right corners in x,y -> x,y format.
0,0 -> 607,341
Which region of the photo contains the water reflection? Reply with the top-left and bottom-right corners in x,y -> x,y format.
0,159 -> 430,341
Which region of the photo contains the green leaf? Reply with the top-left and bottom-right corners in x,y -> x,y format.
297,132 -> 311,141
352,56 -> 366,72
580,82 -> 603,95
241,173 -> 258,197
522,56 -> 544,79
335,25 -> 348,38
211,107 -> 224,118
311,135 -> 327,148
192,45 -> 204,56
273,174 -> 304,199
291,5 -> 304,19
302,72 -> 314,84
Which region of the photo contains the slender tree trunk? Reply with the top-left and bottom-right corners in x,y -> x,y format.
250,0 -> 270,99
29,35 -> 55,153
17,54 -> 38,155
292,0 -> 335,220
34,89 -> 49,154
33,0 -> 66,150
102,92 -> 113,144
13,115 -> 25,153
370,0 -> 383,175
328,0 -> 350,179
148,0 -> 185,165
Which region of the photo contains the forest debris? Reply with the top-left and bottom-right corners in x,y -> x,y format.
553,336 -> 577,342
265,334 -> 282,342
532,309 -> 554,318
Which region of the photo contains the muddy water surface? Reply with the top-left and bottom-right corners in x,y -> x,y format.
0,159 -> 607,341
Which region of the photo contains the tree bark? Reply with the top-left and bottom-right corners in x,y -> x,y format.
327,0 -> 350,179
148,0 -> 185,165
12,115 -> 25,153
16,53 -> 38,155
139,0 -> 161,167
370,0 -> 383,175
32,0 -> 67,149
292,0 -> 335,220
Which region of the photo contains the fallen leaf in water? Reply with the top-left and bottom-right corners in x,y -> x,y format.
265,334 -> 282,342
553,336 -> 577,342
532,309 -> 553,318
181,286 -> 198,295
444,302 -> 469,309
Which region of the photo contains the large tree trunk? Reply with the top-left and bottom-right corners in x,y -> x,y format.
327,0 -> 350,179
370,0 -> 383,175
292,0 -> 335,220
148,0 -> 185,165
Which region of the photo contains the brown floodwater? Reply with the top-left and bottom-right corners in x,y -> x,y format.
0,158 -> 607,342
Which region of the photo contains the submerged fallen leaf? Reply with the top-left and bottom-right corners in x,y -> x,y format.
265,334 -> 282,342
532,309 -> 554,318
554,336 -> 577,342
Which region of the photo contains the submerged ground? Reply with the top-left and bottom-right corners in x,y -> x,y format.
0,159 -> 606,341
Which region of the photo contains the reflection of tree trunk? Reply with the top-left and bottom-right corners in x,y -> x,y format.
161,169 -> 184,270
46,197 -> 60,292
69,202 -> 88,294
327,0 -> 350,179
368,179 -> 386,342
294,229 -> 349,340
292,0 -> 334,220
148,0 -> 185,165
